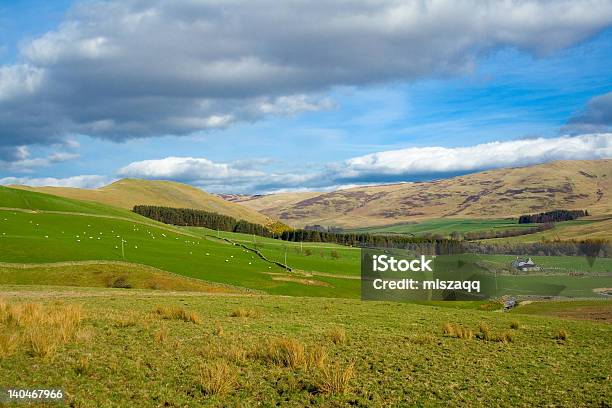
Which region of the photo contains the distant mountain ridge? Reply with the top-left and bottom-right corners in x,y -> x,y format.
13,178 -> 273,226
227,160 -> 612,228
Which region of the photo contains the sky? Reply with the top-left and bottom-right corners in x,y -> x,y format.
0,0 -> 611,194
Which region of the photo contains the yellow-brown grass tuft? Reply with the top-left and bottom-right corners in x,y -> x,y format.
27,328 -> 58,358
154,306 -> 202,324
154,325 -> 169,343
510,320 -> 520,330
213,321 -> 224,337
477,323 -> 514,343
318,361 -> 355,394
198,360 -> 237,396
115,313 -> 137,328
0,333 -> 19,358
0,300 -> 84,358
261,338 -> 306,368
443,323 -> 473,340
308,344 -> 328,369
328,327 -> 347,345
555,329 -> 569,341
75,355 -> 91,375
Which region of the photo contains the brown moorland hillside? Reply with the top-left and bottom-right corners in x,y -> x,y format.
231,160 -> 612,228
13,178 -> 273,226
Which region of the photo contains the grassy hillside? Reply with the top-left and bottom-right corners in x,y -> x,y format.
0,289 -> 610,406
224,191 -> 321,214
0,186 -> 361,297
0,186 -> 609,298
0,186 -> 143,220
235,160 -> 612,229
0,262 -> 242,293
14,178 -> 272,226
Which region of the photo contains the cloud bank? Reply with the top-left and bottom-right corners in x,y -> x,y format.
2,0 -> 612,151
0,175 -> 112,189
118,133 -> 612,193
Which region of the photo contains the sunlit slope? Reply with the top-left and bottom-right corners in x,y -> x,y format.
14,178 -> 272,225
0,208 -> 359,297
236,160 -> 612,228
0,185 -> 143,220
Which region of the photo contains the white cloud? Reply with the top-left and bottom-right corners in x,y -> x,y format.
2,0 -> 612,147
116,134 -> 612,193
331,133 -> 612,180
0,175 -> 112,189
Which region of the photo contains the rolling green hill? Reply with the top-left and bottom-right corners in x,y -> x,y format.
0,186 -> 360,297
0,186 -> 143,220
0,186 -> 609,298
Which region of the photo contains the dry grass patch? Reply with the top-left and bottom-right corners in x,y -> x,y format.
212,321 -> 224,337
443,323 -> 474,340
327,327 -> 347,345
510,320 -> 520,330
0,333 -> 19,358
75,355 -> 91,376
261,338 -> 306,368
154,306 -> 202,324
477,323 -> 514,343
555,329 -> 569,341
318,361 -> 355,395
198,360 -> 237,396
27,327 -> 59,358
115,313 -> 138,328
308,344 -> 328,369
0,300 -> 83,358
154,325 -> 169,343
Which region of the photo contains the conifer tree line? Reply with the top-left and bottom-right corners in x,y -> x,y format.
133,205 -> 273,236
518,209 -> 588,224
133,205 -> 608,256
132,205 -> 459,251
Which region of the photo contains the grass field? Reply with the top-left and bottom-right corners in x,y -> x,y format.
486,216 -> 612,242
513,300 -> 612,322
0,186 -> 144,221
0,262 -> 243,293
0,288 -> 610,407
0,186 -> 609,299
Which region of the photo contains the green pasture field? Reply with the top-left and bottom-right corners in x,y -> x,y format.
0,186 -> 143,221
0,187 -> 609,299
0,209 -> 360,297
0,289 -> 610,406
475,254 -> 612,274
185,227 -> 361,277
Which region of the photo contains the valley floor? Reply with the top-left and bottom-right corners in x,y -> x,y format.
1,286 -> 610,407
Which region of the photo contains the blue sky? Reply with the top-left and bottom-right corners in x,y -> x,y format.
0,0 -> 611,193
